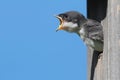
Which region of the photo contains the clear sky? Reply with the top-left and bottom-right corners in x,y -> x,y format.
0,0 -> 87,80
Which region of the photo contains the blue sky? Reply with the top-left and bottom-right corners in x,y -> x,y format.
0,0 -> 87,80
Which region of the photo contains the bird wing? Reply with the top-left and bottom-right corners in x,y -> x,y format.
84,19 -> 103,42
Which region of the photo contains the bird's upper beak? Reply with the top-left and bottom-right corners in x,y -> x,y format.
55,16 -> 64,32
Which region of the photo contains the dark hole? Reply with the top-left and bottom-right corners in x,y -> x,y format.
87,0 -> 108,22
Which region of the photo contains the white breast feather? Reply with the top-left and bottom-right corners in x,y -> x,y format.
79,27 -> 94,48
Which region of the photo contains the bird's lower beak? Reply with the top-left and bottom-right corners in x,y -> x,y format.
56,25 -> 64,32
55,16 -> 64,32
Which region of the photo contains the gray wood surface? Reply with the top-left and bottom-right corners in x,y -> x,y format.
103,0 -> 120,80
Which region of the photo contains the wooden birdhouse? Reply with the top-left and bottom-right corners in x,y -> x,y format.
87,0 -> 120,80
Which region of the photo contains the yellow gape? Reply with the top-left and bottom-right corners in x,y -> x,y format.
55,16 -> 64,32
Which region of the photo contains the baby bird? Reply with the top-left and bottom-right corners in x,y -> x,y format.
55,11 -> 103,52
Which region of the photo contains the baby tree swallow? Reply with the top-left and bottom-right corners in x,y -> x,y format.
55,11 -> 103,52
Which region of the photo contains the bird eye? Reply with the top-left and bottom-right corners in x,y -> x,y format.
64,14 -> 72,22
64,14 -> 68,19
58,14 -> 70,21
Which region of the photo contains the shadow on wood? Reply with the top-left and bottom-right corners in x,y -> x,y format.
90,51 -> 102,80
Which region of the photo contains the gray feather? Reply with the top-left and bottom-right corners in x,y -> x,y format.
83,19 -> 103,42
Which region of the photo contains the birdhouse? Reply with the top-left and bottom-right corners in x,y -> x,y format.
87,0 -> 120,80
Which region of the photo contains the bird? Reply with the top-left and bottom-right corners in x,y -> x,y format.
55,11 -> 103,52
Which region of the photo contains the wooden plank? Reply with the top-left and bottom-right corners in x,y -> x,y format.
103,0 -> 120,80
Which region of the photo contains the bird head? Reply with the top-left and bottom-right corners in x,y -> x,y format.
55,11 -> 86,33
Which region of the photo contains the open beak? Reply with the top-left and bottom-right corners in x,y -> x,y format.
55,16 -> 64,32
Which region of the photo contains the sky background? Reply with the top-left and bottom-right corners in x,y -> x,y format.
0,0 -> 87,80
